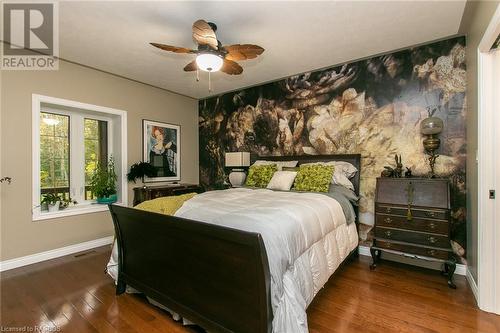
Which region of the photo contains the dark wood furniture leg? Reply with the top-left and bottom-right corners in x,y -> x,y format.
444,259 -> 457,289
116,278 -> 126,295
370,248 -> 381,270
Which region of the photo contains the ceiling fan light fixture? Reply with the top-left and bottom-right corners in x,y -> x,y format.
196,53 -> 223,72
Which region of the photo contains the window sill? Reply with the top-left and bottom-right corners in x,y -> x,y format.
33,202 -> 125,221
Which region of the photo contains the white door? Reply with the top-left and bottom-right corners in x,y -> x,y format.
478,34 -> 500,314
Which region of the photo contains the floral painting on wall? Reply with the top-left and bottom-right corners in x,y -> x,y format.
199,36 -> 467,263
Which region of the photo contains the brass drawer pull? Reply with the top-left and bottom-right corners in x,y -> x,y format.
384,230 -> 392,237
384,217 -> 392,224
427,236 -> 437,244
386,207 -> 392,213
428,222 -> 437,230
428,249 -> 436,256
425,211 -> 437,217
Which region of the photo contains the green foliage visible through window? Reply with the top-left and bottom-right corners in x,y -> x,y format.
85,118 -> 107,200
40,112 -> 70,200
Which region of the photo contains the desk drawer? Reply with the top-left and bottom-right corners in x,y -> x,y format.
375,240 -> 450,260
376,214 -> 448,235
376,204 -> 448,220
376,178 -> 449,208
375,227 -> 450,248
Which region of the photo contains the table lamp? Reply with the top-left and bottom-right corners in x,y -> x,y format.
225,152 -> 250,187
420,108 -> 444,178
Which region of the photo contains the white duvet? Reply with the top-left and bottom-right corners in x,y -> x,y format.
108,188 -> 358,333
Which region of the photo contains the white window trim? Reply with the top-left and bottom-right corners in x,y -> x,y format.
32,94 -> 128,221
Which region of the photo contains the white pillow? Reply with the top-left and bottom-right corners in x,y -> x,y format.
332,161 -> 358,179
267,171 -> 297,191
252,160 -> 298,171
333,172 -> 355,191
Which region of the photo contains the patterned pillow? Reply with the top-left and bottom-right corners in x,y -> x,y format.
245,164 -> 278,188
293,164 -> 335,192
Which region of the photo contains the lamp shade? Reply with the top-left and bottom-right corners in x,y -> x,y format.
420,116 -> 444,135
225,152 -> 250,167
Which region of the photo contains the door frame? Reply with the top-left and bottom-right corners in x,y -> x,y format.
478,5 -> 500,314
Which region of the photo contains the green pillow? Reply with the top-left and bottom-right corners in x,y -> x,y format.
245,164 -> 278,188
293,164 -> 335,192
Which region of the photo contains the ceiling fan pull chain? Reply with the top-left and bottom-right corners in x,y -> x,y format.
196,68 -> 199,82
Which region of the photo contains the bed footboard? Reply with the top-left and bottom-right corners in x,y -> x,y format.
109,204 -> 272,333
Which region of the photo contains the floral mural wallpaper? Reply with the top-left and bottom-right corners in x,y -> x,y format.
199,36 -> 467,263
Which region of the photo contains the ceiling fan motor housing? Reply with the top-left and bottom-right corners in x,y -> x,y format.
207,22 -> 217,32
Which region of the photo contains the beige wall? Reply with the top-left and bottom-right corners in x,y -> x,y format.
0,59 -> 198,261
459,0 -> 499,281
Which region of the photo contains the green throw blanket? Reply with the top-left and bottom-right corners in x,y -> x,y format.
134,192 -> 197,215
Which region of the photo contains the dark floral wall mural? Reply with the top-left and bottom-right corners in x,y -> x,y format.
199,36 -> 467,263
492,34 -> 500,51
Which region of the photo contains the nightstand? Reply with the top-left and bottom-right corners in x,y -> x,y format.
133,184 -> 202,206
370,177 -> 457,288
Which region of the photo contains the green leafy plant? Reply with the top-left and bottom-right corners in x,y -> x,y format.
41,192 -> 61,205
127,162 -> 157,184
90,156 -> 117,198
59,197 -> 78,209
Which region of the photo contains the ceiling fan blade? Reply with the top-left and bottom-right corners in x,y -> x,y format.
192,19 -> 218,50
183,60 -> 198,72
221,59 -> 243,75
224,44 -> 265,61
150,43 -> 196,54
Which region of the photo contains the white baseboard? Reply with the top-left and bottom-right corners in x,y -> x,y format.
466,269 -> 478,302
358,245 -> 466,276
0,236 -> 114,272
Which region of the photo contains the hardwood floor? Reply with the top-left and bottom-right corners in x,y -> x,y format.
1,246 -> 498,333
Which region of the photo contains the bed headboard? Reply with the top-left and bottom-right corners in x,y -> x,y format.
252,154 -> 362,196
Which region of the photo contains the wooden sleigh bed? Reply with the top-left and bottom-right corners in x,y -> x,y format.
109,154 -> 361,333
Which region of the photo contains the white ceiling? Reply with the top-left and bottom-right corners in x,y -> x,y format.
59,1 -> 467,99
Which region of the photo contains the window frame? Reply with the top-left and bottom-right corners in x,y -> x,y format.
32,94 -> 128,221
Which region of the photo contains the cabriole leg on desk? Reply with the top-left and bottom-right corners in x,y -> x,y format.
369,248 -> 381,270
444,260 -> 457,289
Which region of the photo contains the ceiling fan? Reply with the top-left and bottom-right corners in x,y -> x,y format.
150,19 -> 264,80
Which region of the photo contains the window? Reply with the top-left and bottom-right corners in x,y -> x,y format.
33,94 -> 127,221
40,113 -> 70,201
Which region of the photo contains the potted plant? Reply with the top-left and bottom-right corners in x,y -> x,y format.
59,197 -> 78,210
41,193 -> 61,212
127,161 -> 157,188
90,156 -> 118,204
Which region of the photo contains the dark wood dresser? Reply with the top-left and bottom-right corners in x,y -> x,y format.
370,177 -> 457,288
133,184 -> 202,206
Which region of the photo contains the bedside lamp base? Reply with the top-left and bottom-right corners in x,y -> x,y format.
229,169 -> 247,187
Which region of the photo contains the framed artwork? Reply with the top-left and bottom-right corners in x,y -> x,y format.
143,120 -> 180,182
